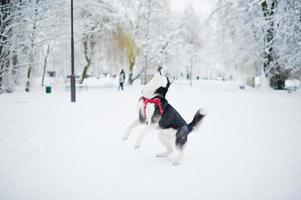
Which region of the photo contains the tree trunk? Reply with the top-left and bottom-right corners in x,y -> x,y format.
80,36 -> 91,84
141,0 -> 151,85
0,0 -> 11,93
128,67 -> 143,85
126,1 -> 142,86
25,0 -> 39,92
128,70 -> 134,85
144,55 -> 148,84
25,65 -> 32,92
189,64 -> 193,87
41,43 -> 51,87
261,0 -> 278,77
127,53 -> 136,85
128,72 -> 133,85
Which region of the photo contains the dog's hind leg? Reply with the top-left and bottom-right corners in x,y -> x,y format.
156,131 -> 173,157
122,119 -> 140,140
172,127 -> 189,165
173,148 -> 184,166
133,126 -> 152,149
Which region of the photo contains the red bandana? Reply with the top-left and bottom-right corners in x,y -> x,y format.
142,97 -> 164,116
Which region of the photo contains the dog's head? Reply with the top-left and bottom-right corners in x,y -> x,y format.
142,67 -> 174,98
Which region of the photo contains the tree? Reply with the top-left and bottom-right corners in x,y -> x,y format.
0,0 -> 13,93
114,27 -> 137,84
181,6 -> 202,85
207,0 -> 301,84
261,0 -> 278,77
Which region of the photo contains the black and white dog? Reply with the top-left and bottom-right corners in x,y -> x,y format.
123,67 -> 206,166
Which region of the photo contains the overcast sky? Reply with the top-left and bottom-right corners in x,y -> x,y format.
170,0 -> 217,17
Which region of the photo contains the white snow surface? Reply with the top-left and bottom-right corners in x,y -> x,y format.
0,80 -> 301,200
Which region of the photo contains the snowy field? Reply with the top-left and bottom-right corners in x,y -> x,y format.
0,80 -> 301,200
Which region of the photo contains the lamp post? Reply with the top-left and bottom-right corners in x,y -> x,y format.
70,0 -> 76,102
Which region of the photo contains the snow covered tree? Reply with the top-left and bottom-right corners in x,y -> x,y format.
181,6 -> 202,84
260,0 -> 279,77
114,26 -> 136,84
208,0 -> 301,85
0,0 -> 16,93
131,0 -> 172,83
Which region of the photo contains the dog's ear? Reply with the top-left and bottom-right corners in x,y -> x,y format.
166,76 -> 175,88
157,66 -> 163,75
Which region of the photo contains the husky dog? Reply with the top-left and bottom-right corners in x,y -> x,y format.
123,67 -> 206,166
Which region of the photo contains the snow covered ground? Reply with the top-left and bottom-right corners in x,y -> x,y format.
0,80 -> 301,200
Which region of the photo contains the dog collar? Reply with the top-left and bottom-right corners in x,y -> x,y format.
142,96 -> 164,116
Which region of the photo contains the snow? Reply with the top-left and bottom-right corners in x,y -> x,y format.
0,80 -> 301,200
285,79 -> 300,91
170,0 -> 216,17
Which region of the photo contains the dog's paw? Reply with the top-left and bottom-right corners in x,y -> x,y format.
122,133 -> 130,140
155,152 -> 172,158
155,153 -> 165,158
199,108 -> 208,116
172,161 -> 181,166
133,145 -> 140,149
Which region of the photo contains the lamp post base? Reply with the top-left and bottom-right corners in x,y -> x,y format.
70,74 -> 76,102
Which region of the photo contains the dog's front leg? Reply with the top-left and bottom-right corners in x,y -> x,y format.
122,119 -> 140,140
133,126 -> 152,149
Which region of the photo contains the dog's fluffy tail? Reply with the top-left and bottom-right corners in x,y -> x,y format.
187,108 -> 207,133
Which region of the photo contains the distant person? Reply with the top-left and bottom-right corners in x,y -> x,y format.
118,69 -> 126,91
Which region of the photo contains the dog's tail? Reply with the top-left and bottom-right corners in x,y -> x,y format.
187,108 -> 207,133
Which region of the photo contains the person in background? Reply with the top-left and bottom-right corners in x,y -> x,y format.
118,69 -> 126,91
